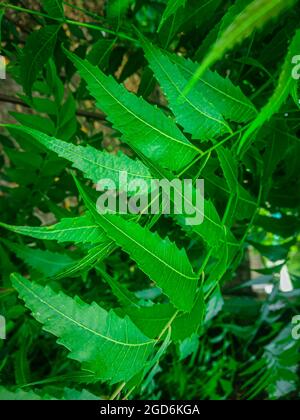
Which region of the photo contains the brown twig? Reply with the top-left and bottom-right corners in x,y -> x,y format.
0,93 -> 107,121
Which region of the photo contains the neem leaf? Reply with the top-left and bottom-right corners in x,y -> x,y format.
42,0 -> 64,18
12,274 -> 155,384
20,25 -> 60,97
140,35 -> 231,141
2,124 -> 152,188
0,214 -> 106,244
75,177 -> 198,312
64,49 -> 199,172
158,0 -> 186,31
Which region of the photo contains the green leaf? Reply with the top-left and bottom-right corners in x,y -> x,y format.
20,25 -> 60,97
64,49 -> 199,172
140,35 -> 231,141
87,38 -> 116,69
0,387 -> 100,400
127,291 -> 205,342
107,0 -> 134,20
2,239 -> 75,277
238,29 -> 300,154
12,274 -> 155,384
98,269 -> 140,308
158,0 -> 221,47
42,0 -> 64,18
2,124 -> 153,188
10,113 -> 56,136
242,326 -> 300,399
217,148 -> 238,194
158,0 -> 186,31
141,159 -> 227,250
204,171 -> 257,221
0,387 -> 43,400
0,214 -> 106,244
75,178 -> 198,312
184,0 -> 298,93
53,242 -> 114,280
62,388 -> 100,400
217,147 -> 239,226
170,54 -> 257,123
180,199 -> 226,249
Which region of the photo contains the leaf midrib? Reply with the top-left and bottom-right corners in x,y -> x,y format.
176,58 -> 256,113
23,26 -> 59,92
51,141 -> 153,180
14,277 -> 155,347
74,56 -> 198,153
148,46 -> 230,131
99,215 -> 197,281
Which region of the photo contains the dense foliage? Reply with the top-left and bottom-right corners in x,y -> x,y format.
0,0 -> 300,400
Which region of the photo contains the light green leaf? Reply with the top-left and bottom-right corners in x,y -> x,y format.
140,35 -> 231,141
0,214 -> 106,244
0,387 -> 44,400
127,292 -> 205,342
170,54 -> 257,123
2,124 -> 153,188
53,242 -> 114,280
1,125 -> 152,187
158,0 -> 221,48
75,178 -> 198,312
64,49 -> 198,172
12,274 -> 155,384
62,388 -> 100,400
179,199 -> 226,249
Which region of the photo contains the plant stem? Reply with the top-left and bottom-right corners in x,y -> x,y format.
0,3 -> 137,42
157,312 -> 178,341
0,94 -> 107,121
65,19 -> 137,42
122,386 -> 135,400
109,381 -> 126,400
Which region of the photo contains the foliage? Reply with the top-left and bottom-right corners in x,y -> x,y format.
0,0 -> 300,400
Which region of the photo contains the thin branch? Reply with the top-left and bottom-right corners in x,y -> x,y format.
109,381 -> 126,400
0,93 -> 107,121
1,3 -> 137,43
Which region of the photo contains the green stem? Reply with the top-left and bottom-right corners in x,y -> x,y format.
197,249 -> 213,277
65,19 -> 136,42
157,311 -> 179,341
0,3 -> 137,42
109,381 -> 126,400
